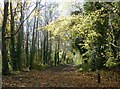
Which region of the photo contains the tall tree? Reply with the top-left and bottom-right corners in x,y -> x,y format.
17,2 -> 24,70
25,19 -> 30,68
30,16 -> 36,70
10,2 -> 17,70
2,1 -> 9,75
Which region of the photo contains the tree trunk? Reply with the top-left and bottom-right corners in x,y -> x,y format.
48,31 -> 52,64
43,32 -> 46,65
2,2 -> 9,75
30,17 -> 36,70
57,37 -> 60,64
10,2 -> 17,70
46,31 -> 49,64
25,20 -> 30,68
17,2 -> 24,70
54,48 -> 57,66
40,35 -> 43,64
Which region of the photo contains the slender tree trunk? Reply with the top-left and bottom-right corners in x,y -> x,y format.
10,2 -> 17,70
54,43 -> 57,66
2,2 -> 9,75
30,17 -> 36,70
43,32 -> 46,65
46,31 -> 49,64
57,37 -> 60,64
26,20 -> 29,68
35,17 -> 39,61
17,2 -> 24,70
49,31 -> 52,64
37,31 -> 40,62
29,2 -> 38,69
40,34 -> 43,64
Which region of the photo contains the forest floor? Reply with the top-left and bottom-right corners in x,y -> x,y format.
2,64 -> 120,88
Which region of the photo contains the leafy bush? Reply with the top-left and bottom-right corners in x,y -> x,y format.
105,57 -> 119,68
73,52 -> 82,65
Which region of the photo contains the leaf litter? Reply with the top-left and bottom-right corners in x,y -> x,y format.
2,64 -> 120,87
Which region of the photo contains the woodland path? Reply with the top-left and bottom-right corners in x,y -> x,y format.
2,64 -> 120,87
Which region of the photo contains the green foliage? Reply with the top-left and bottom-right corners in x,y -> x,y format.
44,3 -> 120,71
84,2 -> 103,15
75,59 -> 91,72
33,61 -> 49,71
105,57 -> 119,68
81,62 -> 90,71
73,52 -> 82,65
1,1 -> 119,75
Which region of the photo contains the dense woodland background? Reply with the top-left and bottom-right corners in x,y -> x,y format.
0,0 -> 120,87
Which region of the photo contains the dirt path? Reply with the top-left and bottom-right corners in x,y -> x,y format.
2,64 -> 120,87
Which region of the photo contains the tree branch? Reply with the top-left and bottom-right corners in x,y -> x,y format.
13,6 -> 37,35
5,5 -> 37,39
110,42 -> 120,49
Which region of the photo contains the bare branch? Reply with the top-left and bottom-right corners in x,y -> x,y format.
5,5 -> 37,39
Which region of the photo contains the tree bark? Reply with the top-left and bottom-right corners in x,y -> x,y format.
2,2 -> 9,75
